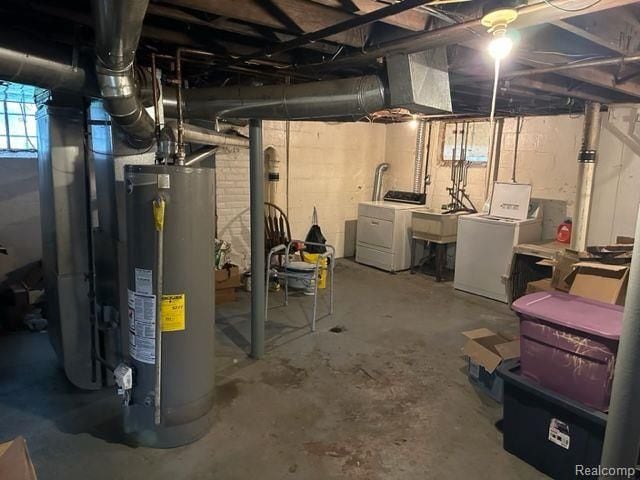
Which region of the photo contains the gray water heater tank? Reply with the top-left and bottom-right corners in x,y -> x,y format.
124,164 -> 215,448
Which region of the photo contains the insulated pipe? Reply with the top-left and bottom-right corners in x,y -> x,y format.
372,163 -> 389,201
413,120 -> 428,193
92,0 -> 155,148
571,102 -> 601,252
600,205 -> 640,478
249,119 -> 265,359
179,75 -> 387,121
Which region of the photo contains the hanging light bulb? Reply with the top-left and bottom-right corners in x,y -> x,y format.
488,34 -> 513,61
481,3 -> 519,60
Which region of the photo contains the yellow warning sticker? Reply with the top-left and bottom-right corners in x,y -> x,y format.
161,294 -> 185,332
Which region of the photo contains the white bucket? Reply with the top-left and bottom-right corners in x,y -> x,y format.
283,261 -> 316,295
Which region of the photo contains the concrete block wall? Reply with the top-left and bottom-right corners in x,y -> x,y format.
2,109 -> 637,278
215,121 -> 387,268
384,115 -> 585,239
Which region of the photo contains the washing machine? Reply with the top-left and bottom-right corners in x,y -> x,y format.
454,183 -> 543,302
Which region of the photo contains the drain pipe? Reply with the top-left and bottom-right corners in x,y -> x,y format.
249,119 -> 265,359
413,120 -> 428,193
372,163 -> 390,201
571,102 -> 601,252
600,205 -> 640,478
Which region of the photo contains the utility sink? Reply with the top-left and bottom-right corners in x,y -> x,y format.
411,209 -> 469,243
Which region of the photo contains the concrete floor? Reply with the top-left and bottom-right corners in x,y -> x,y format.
0,259 -> 545,479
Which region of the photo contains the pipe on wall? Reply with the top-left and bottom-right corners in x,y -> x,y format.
92,0 -> 155,148
571,101 -> 601,252
372,162 -> 390,201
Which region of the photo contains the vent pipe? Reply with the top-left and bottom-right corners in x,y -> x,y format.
0,32 -> 96,96
571,101 -> 601,251
161,121 -> 249,149
92,0 -> 155,147
372,163 -> 390,201
176,75 -> 387,121
413,120 -> 428,193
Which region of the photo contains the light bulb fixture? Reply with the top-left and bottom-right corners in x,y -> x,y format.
409,114 -> 418,129
488,34 -> 513,61
481,3 -> 519,60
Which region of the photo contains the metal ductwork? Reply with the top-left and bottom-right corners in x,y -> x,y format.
0,26 -> 451,132
176,75 -> 387,121
0,32 -> 96,96
170,47 -> 452,121
92,0 -> 155,148
413,120 -> 428,193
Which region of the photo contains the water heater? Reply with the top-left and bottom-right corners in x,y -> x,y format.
120,164 -> 215,447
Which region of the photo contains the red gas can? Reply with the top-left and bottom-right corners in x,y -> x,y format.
556,220 -> 572,244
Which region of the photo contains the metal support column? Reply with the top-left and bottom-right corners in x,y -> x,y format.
571,101 -> 601,252
600,205 -> 640,478
250,119 -> 265,359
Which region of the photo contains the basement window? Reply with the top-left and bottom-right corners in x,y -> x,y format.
0,82 -> 38,158
441,121 -> 490,164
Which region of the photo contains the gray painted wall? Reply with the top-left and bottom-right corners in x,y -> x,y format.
0,157 -> 41,281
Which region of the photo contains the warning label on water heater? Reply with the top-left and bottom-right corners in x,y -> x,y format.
127,289 -> 157,364
161,294 -> 186,332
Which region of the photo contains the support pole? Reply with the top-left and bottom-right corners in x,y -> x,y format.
249,119 -> 265,359
600,204 -> 640,479
571,101 -> 601,252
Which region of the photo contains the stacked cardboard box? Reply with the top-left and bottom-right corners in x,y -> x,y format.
527,239 -> 633,306
214,265 -> 242,305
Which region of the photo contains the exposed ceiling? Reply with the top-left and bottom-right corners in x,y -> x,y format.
2,0 -> 640,118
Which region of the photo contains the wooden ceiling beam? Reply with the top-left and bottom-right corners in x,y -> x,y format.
294,0 -> 640,72
164,0 -> 371,47
146,4 -> 339,55
308,0 -> 430,31
509,53 -> 640,99
509,78 -> 616,104
552,10 -> 640,56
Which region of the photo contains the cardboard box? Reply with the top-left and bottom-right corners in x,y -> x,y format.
0,437 -> 37,480
550,250 -> 580,292
215,287 -> 236,305
567,262 -> 629,306
215,265 -> 242,290
462,328 -> 520,403
525,278 -> 553,294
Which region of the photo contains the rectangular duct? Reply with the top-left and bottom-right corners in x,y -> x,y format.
386,46 -> 452,115
36,92 -> 102,390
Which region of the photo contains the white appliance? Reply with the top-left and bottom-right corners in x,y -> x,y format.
356,201 -> 417,272
454,183 -> 542,302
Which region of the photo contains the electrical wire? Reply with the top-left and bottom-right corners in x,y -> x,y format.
541,0 -> 601,13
